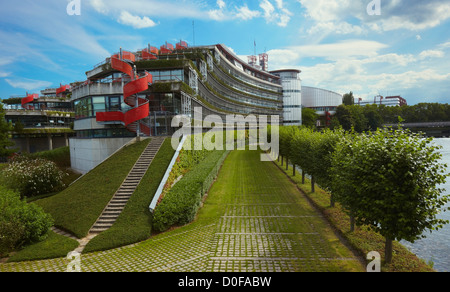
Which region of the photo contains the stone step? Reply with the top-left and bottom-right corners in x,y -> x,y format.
89,137 -> 166,235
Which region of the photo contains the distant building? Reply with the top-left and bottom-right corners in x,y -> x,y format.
302,86 -> 342,115
2,85 -> 74,153
358,95 -> 407,107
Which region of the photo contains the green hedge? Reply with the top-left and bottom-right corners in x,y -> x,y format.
152,150 -> 229,232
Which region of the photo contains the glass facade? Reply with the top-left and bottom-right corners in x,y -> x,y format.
75,95 -> 128,119
271,70 -> 302,125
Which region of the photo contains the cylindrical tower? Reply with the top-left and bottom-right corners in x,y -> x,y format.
270,69 -> 302,126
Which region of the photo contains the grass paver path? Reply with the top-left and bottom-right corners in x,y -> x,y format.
0,149 -> 365,272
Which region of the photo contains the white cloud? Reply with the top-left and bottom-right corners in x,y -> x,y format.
307,21 -> 364,35
5,78 -> 52,91
235,5 -> 261,20
418,50 -> 445,59
299,0 -> 354,22
118,11 -> 158,29
259,0 -> 292,27
217,0 -> 226,10
299,0 -> 450,34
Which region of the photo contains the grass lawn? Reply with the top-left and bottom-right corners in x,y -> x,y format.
197,149 -> 365,272
274,157 -> 435,272
35,139 -> 150,238
6,231 -> 79,263
1,149 -> 367,271
83,138 -> 175,253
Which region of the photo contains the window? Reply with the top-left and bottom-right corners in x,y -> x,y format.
74,97 -> 92,119
92,96 -> 106,115
108,96 -> 121,111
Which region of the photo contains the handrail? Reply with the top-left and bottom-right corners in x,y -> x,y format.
96,53 -> 152,135
149,135 -> 187,213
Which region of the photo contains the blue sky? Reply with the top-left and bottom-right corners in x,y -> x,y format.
0,0 -> 449,105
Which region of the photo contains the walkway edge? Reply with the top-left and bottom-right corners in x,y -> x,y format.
270,157 -> 367,269
149,135 -> 187,213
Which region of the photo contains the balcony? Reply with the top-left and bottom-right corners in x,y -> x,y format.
72,81 -> 125,100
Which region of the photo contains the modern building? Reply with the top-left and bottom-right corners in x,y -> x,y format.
69,42 -> 287,173
302,86 -> 342,115
270,69 -> 302,126
2,85 -> 75,153
358,95 -> 407,107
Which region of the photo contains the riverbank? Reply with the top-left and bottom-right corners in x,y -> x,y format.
273,157 -> 435,272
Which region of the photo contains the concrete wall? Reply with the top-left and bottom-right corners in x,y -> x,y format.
12,134 -> 69,153
69,137 -> 134,174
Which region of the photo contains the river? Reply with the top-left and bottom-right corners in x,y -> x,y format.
401,138 -> 450,272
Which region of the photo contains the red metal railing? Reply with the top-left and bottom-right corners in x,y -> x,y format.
142,45 -> 159,60
176,41 -> 188,50
56,84 -> 71,96
160,42 -> 174,54
96,51 -> 152,136
21,93 -> 39,109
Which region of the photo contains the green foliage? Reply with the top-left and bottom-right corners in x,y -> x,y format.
302,108 -> 319,128
1,157 -> 66,198
26,146 -> 71,168
333,102 -> 450,133
35,140 -> 150,238
331,128 -> 450,243
83,138 -> 175,253
342,91 -> 355,105
0,104 -> 15,157
0,186 -> 54,256
278,124 -> 450,263
152,150 -> 228,232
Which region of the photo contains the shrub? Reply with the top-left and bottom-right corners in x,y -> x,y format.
152,150 -> 228,232
0,186 -> 54,256
1,157 -> 66,197
330,127 -> 449,263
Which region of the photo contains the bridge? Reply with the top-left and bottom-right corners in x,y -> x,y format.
384,121 -> 450,137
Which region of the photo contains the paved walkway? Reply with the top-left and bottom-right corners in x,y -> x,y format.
0,150 -> 364,272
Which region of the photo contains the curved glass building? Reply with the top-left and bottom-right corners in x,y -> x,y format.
301,86 -> 342,116
69,43 -> 288,173
270,69 -> 302,126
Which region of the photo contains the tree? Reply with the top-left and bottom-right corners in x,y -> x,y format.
0,104 -> 15,157
335,105 -> 354,131
342,91 -> 355,105
331,128 -> 449,264
291,128 -> 317,192
0,186 -> 53,256
302,107 -> 319,128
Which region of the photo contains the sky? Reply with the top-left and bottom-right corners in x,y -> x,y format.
0,0 -> 449,105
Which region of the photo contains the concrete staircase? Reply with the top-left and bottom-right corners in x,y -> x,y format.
89,137 -> 166,234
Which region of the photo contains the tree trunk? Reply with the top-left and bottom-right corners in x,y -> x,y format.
281,156 -> 283,166
385,237 -> 393,264
293,164 -> 295,176
350,215 -> 355,232
330,193 -> 335,207
286,157 -> 289,170
311,176 -> 315,193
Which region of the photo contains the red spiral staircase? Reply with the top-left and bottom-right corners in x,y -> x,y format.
21,93 -> 39,109
56,84 -> 71,96
96,50 -> 152,136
